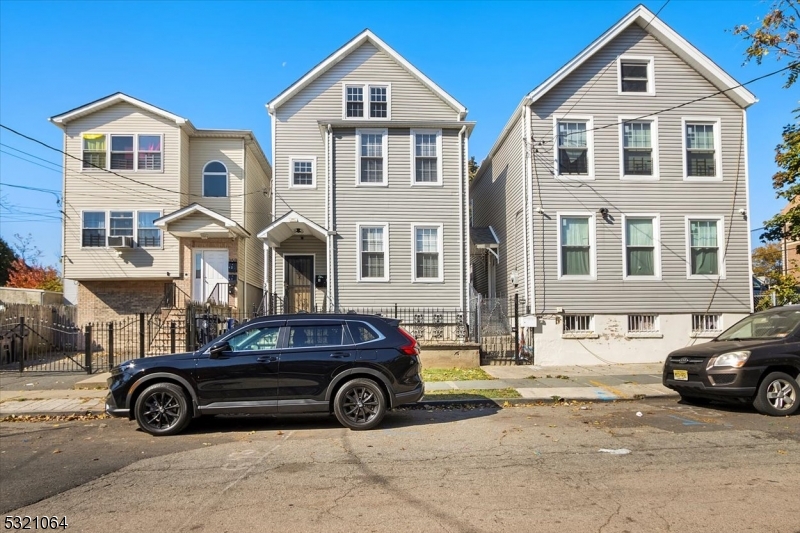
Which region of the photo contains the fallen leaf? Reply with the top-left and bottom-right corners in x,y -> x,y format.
52,449 -> 62,454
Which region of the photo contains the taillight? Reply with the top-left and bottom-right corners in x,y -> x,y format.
397,327 -> 420,356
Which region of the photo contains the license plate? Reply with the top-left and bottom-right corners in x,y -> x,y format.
673,370 -> 688,381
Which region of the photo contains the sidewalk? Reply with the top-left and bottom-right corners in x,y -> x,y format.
0,363 -> 674,416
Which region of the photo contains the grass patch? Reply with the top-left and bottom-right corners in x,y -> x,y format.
422,388 -> 521,401
422,367 -> 496,382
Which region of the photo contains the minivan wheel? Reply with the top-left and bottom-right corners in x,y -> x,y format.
753,372 -> 799,416
134,382 -> 191,436
333,378 -> 387,430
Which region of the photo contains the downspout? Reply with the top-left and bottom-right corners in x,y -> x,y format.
742,108 -> 754,313
327,123 -> 334,312
523,98 -> 536,315
458,125 -> 467,314
242,139 -> 247,314
269,107 -> 277,306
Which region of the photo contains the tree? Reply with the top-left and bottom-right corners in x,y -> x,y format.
734,1 -> 800,258
752,243 -> 783,283
468,156 -> 479,182
6,259 -> 63,292
756,271 -> 800,310
0,237 -> 13,286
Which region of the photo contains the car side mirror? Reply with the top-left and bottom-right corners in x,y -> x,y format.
209,341 -> 230,359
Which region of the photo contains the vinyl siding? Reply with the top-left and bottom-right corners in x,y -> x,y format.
528,25 -> 750,314
274,236 -> 328,310
188,137 -> 245,224
62,103 -> 181,280
179,129 -> 190,207
333,128 -> 462,308
243,144 -> 271,301
274,41 -> 459,226
168,212 -> 234,235
470,114 -> 525,300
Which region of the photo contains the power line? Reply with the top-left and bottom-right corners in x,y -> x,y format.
0,143 -> 62,168
0,149 -> 63,174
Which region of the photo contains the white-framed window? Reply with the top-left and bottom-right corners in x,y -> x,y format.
623,215 -> 661,280
557,213 -> 596,279
137,211 -> 162,248
82,211 -> 106,247
357,223 -> 389,282
628,314 -> 659,333
617,56 -> 655,95
412,224 -> 443,282
685,216 -> 725,279
356,129 -> 388,186
109,211 -> 134,240
289,157 -> 316,188
554,117 -> 594,179
692,314 -> 722,336
682,118 -> 722,180
203,160 -> 228,197
342,83 -> 391,120
410,130 -> 442,185
81,133 -> 162,171
563,314 -> 593,333
619,118 -> 658,179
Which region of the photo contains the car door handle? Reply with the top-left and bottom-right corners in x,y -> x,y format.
329,352 -> 352,359
257,355 -> 278,363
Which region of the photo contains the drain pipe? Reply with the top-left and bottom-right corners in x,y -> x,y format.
326,123 -> 334,312
458,125 -> 467,315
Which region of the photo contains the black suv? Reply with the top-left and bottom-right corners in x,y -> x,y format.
663,306 -> 800,416
106,314 -> 424,435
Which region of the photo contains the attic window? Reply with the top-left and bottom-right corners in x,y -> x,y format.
618,56 -> 654,95
346,86 -> 363,118
344,84 -> 390,120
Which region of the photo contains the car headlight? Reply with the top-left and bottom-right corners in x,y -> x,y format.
707,351 -> 750,370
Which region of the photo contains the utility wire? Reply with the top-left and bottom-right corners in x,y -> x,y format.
0,143 -> 62,168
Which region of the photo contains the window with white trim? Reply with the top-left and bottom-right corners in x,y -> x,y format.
82,134 -> 107,169
82,211 -> 105,247
688,219 -> 721,276
110,135 -> 134,170
620,60 -> 651,93
82,133 -> 162,171
692,314 -> 721,334
344,84 -> 390,120
412,131 -> 440,184
137,135 -> 162,171
625,217 -> 657,277
563,314 -> 593,333
628,314 -> 658,333
557,121 -> 589,175
137,211 -> 162,248
109,211 -> 134,240
359,225 -> 387,280
370,86 -> 388,118
622,122 -> 653,176
346,86 -> 364,118
357,130 -> 386,185
560,216 -> 592,277
203,161 -> 228,197
291,159 -> 315,187
413,226 -> 442,281
685,122 -> 717,177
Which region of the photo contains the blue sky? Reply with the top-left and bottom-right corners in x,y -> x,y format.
0,0 -> 797,269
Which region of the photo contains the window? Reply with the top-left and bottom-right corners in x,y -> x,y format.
228,325 -> 280,352
618,57 -> 654,94
559,215 -> 594,278
692,314 -> 721,335
346,86 -> 364,118
563,315 -> 593,333
110,135 -> 134,170
288,324 -> 344,348
82,211 -> 105,247
413,225 -> 442,282
138,135 -> 162,171
688,218 -> 723,277
109,211 -> 134,240
624,216 -> 658,278
622,121 -> 654,177
357,130 -> 387,185
557,120 -> 590,176
628,314 -> 658,333
137,211 -> 162,248
348,321 -> 381,344
370,86 -> 388,118
412,130 -> 441,184
290,158 -> 315,188
82,134 -> 106,169
203,161 -> 228,197
684,120 -> 720,178
358,224 -> 388,281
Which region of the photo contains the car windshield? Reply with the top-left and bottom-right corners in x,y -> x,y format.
717,308 -> 800,341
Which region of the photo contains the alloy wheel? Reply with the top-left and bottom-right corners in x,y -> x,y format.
765,378 -> 796,411
143,391 -> 182,430
342,386 -> 379,424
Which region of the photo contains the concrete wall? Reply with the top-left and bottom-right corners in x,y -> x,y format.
420,343 -> 480,369
0,287 -> 64,306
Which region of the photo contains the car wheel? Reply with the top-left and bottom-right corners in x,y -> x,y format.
134,382 -> 191,436
333,378 -> 387,430
753,372 -> 799,416
679,394 -> 712,406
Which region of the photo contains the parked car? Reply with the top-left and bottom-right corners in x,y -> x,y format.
106,313 -> 424,435
663,306 -> 800,416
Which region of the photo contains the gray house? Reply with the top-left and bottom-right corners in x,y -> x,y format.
470,5 -> 756,365
260,30 -> 473,314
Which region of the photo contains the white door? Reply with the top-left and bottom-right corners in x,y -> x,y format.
193,249 -> 229,302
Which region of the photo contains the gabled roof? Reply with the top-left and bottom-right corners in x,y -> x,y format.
154,203 -> 249,237
266,29 -> 467,117
471,226 -> 500,248
527,4 -> 756,108
49,92 -> 189,128
257,210 -> 328,247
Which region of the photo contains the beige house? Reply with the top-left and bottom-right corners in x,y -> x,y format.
50,93 -> 271,325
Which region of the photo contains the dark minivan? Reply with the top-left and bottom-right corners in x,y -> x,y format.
106,314 -> 424,435
663,306 -> 800,416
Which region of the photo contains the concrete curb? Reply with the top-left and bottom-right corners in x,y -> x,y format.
0,409 -> 107,418
415,392 -> 679,408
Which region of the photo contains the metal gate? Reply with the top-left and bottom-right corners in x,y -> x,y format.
469,294 -> 520,364
1,305 -> 85,372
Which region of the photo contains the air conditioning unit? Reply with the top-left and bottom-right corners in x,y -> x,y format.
107,236 -> 134,249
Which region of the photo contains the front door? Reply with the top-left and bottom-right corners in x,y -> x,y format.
285,255 -> 314,312
193,249 -> 229,303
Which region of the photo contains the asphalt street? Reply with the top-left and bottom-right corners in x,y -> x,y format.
1,399 -> 798,533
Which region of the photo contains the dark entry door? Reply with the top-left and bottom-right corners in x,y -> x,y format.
285,255 -> 314,313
